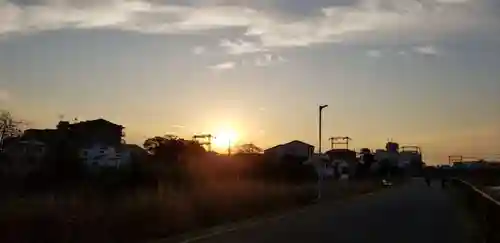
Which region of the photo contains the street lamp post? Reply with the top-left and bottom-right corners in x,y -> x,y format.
319,105 -> 328,153
317,105 -> 328,200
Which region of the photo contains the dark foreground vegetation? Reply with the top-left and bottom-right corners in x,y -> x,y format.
0,134 -> 326,243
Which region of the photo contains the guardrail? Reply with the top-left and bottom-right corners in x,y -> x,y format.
451,178 -> 500,243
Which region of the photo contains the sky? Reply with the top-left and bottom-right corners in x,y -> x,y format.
0,0 -> 499,163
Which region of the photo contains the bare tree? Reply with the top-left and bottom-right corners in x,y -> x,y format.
236,143 -> 263,154
0,111 -> 23,150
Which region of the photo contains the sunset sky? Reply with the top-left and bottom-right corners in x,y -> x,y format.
0,0 -> 499,163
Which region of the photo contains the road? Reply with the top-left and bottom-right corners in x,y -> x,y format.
177,179 -> 474,243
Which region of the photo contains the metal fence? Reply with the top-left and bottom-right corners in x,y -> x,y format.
451,178 -> 500,243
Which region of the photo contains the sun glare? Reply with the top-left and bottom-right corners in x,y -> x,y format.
214,129 -> 238,149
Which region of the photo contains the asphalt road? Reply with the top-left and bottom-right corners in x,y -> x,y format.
178,179 -> 474,243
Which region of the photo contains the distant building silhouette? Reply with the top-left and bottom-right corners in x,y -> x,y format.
264,140 -> 314,161
3,118 -> 137,173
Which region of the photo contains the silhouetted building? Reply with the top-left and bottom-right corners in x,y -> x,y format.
3,118 -> 132,172
1,136 -> 46,177
385,142 -> 400,152
325,148 -> 357,163
64,119 -> 129,168
264,140 -> 314,161
325,148 -> 357,177
65,119 -> 124,146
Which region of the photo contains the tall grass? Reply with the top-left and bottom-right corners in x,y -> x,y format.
0,154 -> 382,243
0,178 -> 317,243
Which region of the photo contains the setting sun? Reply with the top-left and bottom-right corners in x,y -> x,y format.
214,129 -> 238,149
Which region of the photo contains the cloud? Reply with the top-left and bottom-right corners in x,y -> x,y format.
366,50 -> 382,58
0,89 -> 10,101
219,39 -> 267,55
191,45 -> 206,55
437,0 -> 469,3
0,0 -> 497,51
171,124 -> 185,129
209,61 -> 236,70
412,45 -> 439,55
254,53 -> 287,67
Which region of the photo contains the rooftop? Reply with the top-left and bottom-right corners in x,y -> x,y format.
68,118 -> 124,129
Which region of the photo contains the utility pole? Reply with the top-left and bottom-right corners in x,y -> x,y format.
317,104 -> 328,201
228,138 -> 231,156
319,105 -> 328,153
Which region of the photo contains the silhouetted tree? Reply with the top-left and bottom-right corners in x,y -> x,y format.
0,111 -> 23,150
236,143 -> 263,154
144,135 -> 180,157
143,135 -> 205,163
143,135 -> 205,186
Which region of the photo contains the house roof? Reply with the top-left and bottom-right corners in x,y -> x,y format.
326,149 -> 357,157
264,144 -> 283,152
284,140 -> 314,147
70,118 -> 124,129
21,129 -> 57,143
18,119 -> 123,144
264,140 -> 314,152
326,148 -> 355,153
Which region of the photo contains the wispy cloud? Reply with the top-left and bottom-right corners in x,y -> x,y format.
209,61 -> 236,70
254,53 -> 287,67
413,45 -> 439,55
171,124 -> 185,129
437,0 -> 469,3
0,0 -> 496,51
191,46 -> 206,55
219,39 -> 266,55
366,50 -> 382,58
